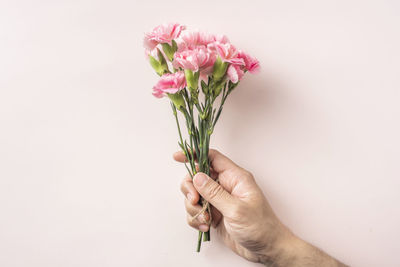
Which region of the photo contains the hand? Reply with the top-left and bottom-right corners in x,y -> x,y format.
174,149 -> 347,266
174,148 -> 290,262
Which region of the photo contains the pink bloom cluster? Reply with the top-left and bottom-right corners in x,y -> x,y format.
144,23 -> 260,97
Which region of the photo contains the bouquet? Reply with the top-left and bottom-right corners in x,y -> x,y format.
143,23 -> 259,252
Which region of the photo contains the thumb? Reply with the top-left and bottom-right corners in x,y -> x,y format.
193,172 -> 237,214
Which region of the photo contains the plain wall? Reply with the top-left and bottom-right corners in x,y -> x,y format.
1,0 -> 399,266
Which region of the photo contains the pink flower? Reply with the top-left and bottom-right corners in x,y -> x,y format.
213,34 -> 230,44
177,31 -> 230,51
238,51 -> 260,73
173,47 -> 216,73
179,31 -> 214,49
143,37 -> 159,54
227,64 -> 244,83
210,42 -> 245,65
144,46 -> 159,58
144,23 -> 186,47
152,72 -> 186,98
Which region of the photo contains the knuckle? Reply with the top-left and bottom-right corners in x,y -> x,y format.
180,182 -> 186,193
207,184 -> 224,200
184,199 -> 192,212
181,179 -> 193,194
209,148 -> 219,154
240,169 -> 254,182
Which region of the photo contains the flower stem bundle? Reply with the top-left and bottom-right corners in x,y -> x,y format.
144,23 -> 259,252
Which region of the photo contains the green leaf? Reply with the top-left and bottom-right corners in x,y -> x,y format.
200,80 -> 208,95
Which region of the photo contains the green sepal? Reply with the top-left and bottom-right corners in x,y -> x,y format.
184,69 -> 200,103
228,80 -> 239,92
212,57 -> 228,81
149,55 -> 163,76
157,49 -> 168,70
172,40 -> 178,52
148,49 -> 169,76
167,91 -> 186,111
213,79 -> 226,98
184,69 -> 200,90
162,43 -> 176,61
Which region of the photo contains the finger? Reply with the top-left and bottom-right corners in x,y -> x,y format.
174,149 -> 237,174
208,149 -> 239,173
193,172 -> 238,215
184,199 -> 210,223
186,214 -> 210,232
173,150 -> 187,162
180,176 -> 199,204
173,150 -> 196,163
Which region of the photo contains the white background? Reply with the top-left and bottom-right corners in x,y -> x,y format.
1,0 -> 399,266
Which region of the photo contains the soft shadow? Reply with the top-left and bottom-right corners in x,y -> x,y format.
216,72 -> 294,147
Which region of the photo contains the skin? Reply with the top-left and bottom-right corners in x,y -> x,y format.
174,149 -> 348,267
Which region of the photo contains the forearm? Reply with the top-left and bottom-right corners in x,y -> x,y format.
260,232 -> 348,267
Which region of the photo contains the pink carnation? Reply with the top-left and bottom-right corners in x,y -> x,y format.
210,42 -> 245,65
213,34 -> 230,44
152,72 -> 186,98
173,47 -> 216,73
179,31 -> 214,49
227,64 -> 244,83
178,31 -> 230,51
238,51 -> 260,73
143,37 -> 159,54
144,23 -> 186,47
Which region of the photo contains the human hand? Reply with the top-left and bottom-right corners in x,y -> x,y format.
174,149 -> 347,266
174,149 -> 291,263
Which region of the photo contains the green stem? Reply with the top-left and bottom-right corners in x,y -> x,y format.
197,231 -> 203,252
203,230 -> 210,241
173,79 -> 234,251
171,103 -> 193,177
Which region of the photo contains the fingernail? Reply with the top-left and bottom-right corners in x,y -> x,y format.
194,173 -> 208,187
199,224 -> 209,232
186,193 -> 193,202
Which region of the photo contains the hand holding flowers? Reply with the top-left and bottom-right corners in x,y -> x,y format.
144,23 -> 259,251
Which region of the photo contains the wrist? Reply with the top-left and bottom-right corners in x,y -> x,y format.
259,227 -> 347,267
258,225 -> 306,266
